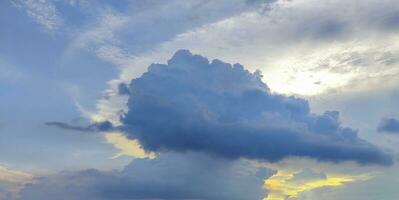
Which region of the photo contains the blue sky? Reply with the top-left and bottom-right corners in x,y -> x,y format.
1,0 -> 399,200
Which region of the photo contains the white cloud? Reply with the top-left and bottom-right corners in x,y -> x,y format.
95,45 -> 136,69
70,9 -> 129,49
12,0 -> 62,31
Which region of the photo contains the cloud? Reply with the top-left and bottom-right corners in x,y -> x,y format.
17,153 -> 271,200
0,166 -> 32,186
164,0 -> 399,93
68,0 -> 276,67
264,169 -> 369,200
90,0 -> 399,128
117,83 -> 130,95
45,122 -> 154,159
68,0 -> 277,125
120,50 -> 392,166
45,121 -> 113,132
377,118 -> 399,134
45,122 -> 155,159
103,132 -> 155,159
0,166 -> 33,200
12,0 -> 62,31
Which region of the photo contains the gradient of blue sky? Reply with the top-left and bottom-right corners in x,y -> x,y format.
1,0 -> 399,199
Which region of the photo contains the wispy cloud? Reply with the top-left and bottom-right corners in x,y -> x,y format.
69,9 -> 129,50
12,0 -> 62,32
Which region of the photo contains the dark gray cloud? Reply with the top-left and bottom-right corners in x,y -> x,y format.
121,50 -> 392,166
45,121 -> 113,132
378,118 -> 399,134
17,153 -> 271,200
117,82 -> 130,95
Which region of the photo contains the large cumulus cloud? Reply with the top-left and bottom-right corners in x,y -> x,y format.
17,153 -> 270,200
121,49 -> 392,165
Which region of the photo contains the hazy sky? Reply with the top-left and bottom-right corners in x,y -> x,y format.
1,0 -> 399,200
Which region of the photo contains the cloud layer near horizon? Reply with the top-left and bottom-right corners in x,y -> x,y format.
121,50 -> 392,166
17,153 -> 270,200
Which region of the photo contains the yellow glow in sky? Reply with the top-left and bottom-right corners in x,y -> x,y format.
104,132 -> 156,159
0,165 -> 32,184
0,165 -> 33,199
264,170 -> 369,200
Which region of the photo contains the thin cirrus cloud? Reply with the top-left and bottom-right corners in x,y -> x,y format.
11,0 -> 62,32
120,49 -> 392,166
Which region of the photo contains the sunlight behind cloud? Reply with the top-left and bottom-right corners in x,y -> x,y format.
262,37 -> 399,96
104,132 -> 156,159
264,170 -> 370,200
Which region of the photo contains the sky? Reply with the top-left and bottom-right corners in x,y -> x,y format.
1,0 -> 399,199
